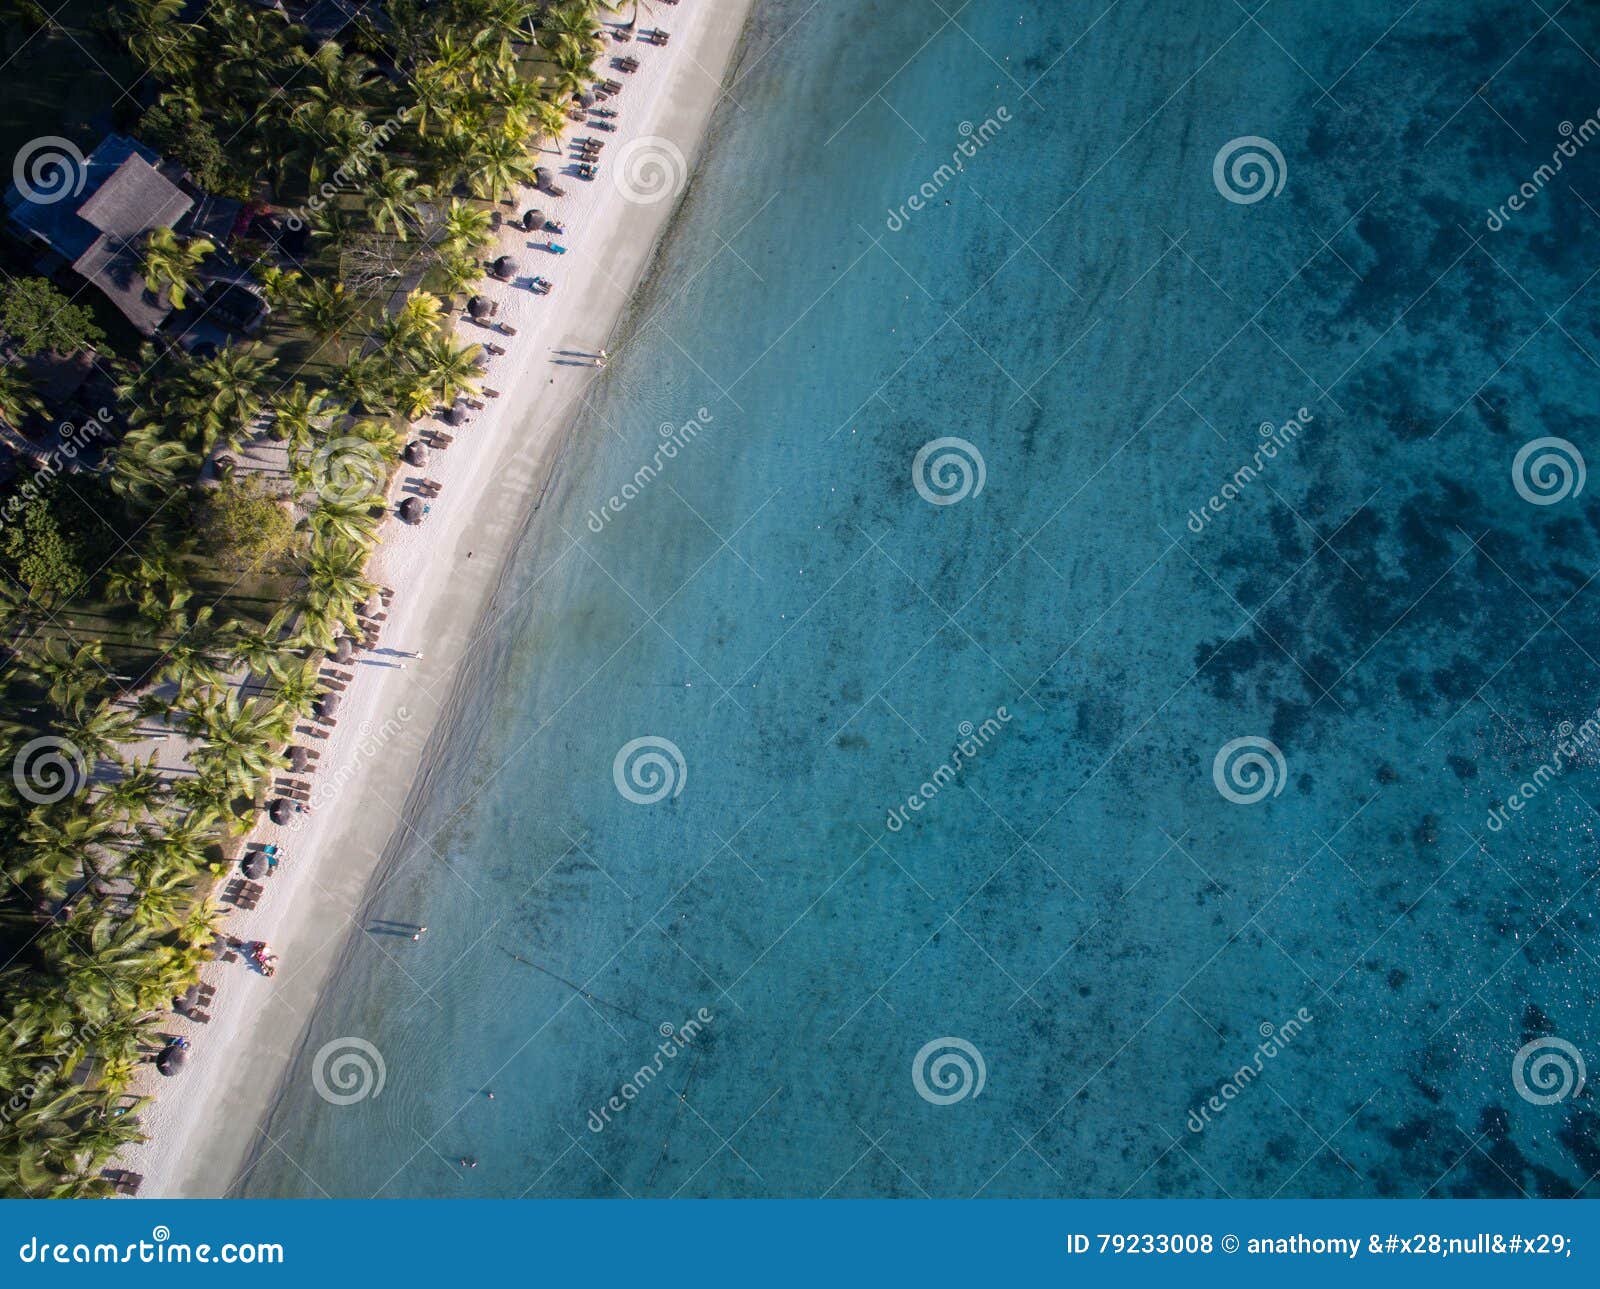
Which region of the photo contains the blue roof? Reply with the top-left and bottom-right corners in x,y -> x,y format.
6,134 -> 164,261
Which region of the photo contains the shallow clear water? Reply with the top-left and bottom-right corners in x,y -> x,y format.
242,0 -> 1600,1197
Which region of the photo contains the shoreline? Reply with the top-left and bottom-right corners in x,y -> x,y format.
118,0 -> 759,1199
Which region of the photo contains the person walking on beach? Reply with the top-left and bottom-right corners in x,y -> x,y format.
412,925 -> 428,941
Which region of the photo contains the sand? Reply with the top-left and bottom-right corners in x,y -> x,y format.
117,0 -> 759,1198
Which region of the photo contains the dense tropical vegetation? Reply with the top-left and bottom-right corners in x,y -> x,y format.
0,0 -> 621,1196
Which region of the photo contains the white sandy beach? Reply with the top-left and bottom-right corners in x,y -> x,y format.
117,0 -> 757,1198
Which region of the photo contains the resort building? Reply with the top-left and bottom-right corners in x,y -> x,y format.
4,133 -> 250,338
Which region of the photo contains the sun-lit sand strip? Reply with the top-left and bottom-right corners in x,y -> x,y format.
115,0 -> 758,1198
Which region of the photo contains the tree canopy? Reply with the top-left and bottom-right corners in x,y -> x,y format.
0,278 -> 105,356
193,474 -> 300,573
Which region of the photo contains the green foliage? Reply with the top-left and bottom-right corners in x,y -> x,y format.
0,478 -> 111,608
136,102 -> 250,198
0,278 -> 105,355
192,474 -> 299,573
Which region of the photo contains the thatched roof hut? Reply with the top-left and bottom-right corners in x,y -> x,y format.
269,798 -> 294,826
156,1043 -> 187,1076
404,441 -> 428,466
491,256 -> 517,281
467,294 -> 492,320
399,495 -> 425,524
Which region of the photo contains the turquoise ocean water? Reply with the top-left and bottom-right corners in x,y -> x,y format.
241,0 -> 1600,1197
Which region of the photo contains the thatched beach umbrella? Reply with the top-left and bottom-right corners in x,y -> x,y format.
467,294 -> 492,320
288,745 -> 310,774
175,984 -> 201,1011
269,798 -> 294,826
241,851 -> 265,880
332,636 -> 355,663
523,208 -> 546,232
404,440 -> 428,467
156,1044 -> 187,1077
317,692 -> 342,720
491,255 -> 517,281
399,495 -> 425,524
442,401 -> 466,426
534,167 -> 552,189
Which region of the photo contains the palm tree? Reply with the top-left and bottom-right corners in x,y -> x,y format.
299,39 -> 378,113
19,640 -> 108,712
0,362 -> 48,432
297,279 -> 361,350
530,96 -> 571,153
139,227 -> 214,310
251,262 -> 303,308
269,383 -> 345,459
365,164 -> 431,241
410,333 -> 484,407
110,432 -> 197,508
56,698 -> 140,765
464,132 -> 536,203
333,354 -> 397,413
124,0 -> 195,76
181,689 -> 290,800
437,198 -> 493,254
435,250 -> 484,299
